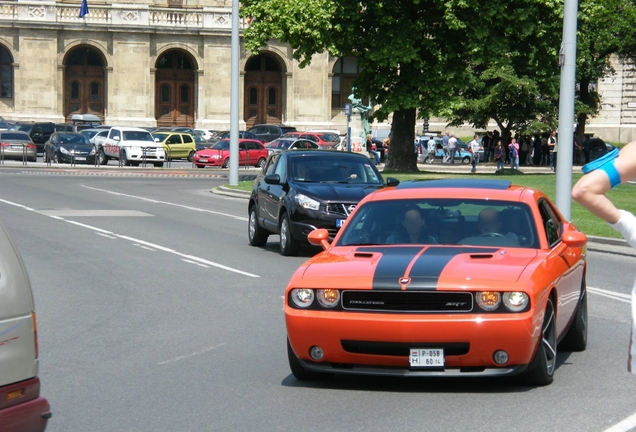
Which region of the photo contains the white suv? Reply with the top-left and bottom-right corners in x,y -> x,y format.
99,127 -> 166,167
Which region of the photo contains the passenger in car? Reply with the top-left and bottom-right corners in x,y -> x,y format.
386,205 -> 437,244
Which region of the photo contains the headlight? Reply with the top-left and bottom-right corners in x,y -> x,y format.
503,292 -> 529,312
290,289 -> 314,308
295,194 -> 320,210
59,146 -> 70,155
475,291 -> 501,311
316,289 -> 340,308
89,148 -> 96,155
211,154 -> 221,159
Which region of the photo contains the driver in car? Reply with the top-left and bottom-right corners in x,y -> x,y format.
459,208 -> 519,246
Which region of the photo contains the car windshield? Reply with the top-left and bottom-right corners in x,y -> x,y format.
122,131 -> 153,142
152,133 -> 170,141
318,133 -> 339,142
268,140 -> 293,149
10,124 -> 33,132
58,134 -> 90,145
81,130 -> 99,139
337,199 -> 538,248
212,139 -> 230,150
289,155 -> 382,185
0,132 -> 30,140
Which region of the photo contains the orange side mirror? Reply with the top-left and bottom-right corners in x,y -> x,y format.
307,229 -> 331,250
562,230 -> 587,248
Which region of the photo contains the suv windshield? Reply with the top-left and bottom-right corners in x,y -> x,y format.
289,155 -> 382,185
122,131 -> 153,142
337,199 -> 538,248
10,124 -> 33,132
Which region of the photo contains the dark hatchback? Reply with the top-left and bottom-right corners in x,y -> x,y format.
44,132 -> 96,164
248,150 -> 397,256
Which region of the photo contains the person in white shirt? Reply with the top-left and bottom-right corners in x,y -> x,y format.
427,136 -> 436,163
448,134 -> 458,164
469,134 -> 480,173
572,142 -> 636,374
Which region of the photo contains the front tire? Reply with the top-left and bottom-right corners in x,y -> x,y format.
279,212 -> 300,256
53,153 -> 60,164
462,156 -> 471,164
522,297 -> 557,386
222,157 -> 230,168
98,148 -> 108,165
256,157 -> 266,168
248,206 -> 268,246
187,151 -> 195,163
120,150 -> 130,167
559,278 -> 588,352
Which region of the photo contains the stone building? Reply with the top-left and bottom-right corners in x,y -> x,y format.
0,1 -> 634,141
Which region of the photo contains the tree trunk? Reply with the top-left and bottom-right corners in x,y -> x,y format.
575,112 -> 588,148
385,107 -> 417,172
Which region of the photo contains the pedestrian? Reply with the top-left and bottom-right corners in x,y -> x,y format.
532,134 -> 542,165
494,140 -> 505,171
582,136 -> 592,164
520,137 -> 529,166
442,131 -> 450,148
366,134 -> 380,165
573,133 -> 582,166
548,130 -> 557,171
482,132 -> 491,164
571,142 -> 636,374
541,133 -> 550,165
427,135 -> 436,164
448,134 -> 457,164
469,134 -> 480,173
508,137 -> 520,170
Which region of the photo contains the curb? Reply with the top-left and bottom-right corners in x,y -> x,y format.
211,185 -> 633,256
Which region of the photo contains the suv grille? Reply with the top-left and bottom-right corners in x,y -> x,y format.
342,291 -> 473,313
326,203 -> 356,217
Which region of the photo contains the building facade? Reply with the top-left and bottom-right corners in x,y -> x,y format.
0,0 -> 634,141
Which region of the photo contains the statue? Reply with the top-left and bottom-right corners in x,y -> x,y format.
348,88 -> 372,138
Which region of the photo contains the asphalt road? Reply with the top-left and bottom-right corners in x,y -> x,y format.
0,169 -> 635,432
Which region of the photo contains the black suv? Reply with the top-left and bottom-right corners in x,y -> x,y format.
248,150 -> 397,256
247,124 -> 297,143
9,122 -> 55,153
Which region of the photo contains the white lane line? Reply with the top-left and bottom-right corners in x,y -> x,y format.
134,244 -> 156,252
0,197 -> 259,278
181,258 -> 210,269
81,185 -> 248,221
157,343 -> 226,366
588,287 -> 632,304
604,411 -> 636,432
95,232 -> 117,240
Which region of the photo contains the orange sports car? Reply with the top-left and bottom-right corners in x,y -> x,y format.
285,179 -> 587,386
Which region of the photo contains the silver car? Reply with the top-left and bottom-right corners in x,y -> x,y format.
0,130 -> 37,162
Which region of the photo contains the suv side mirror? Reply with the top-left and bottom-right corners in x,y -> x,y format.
386,177 -> 400,187
113,136 -> 120,141
264,174 -> 281,185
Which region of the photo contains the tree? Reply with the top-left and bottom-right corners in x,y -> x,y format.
574,0 -> 636,145
438,0 -> 563,145
241,0 -> 468,171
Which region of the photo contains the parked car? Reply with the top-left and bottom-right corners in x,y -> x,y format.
154,126 -> 196,134
266,138 -> 319,155
220,131 -> 260,141
247,124 -> 297,143
44,132 -> 96,164
193,138 -> 268,168
193,133 -> 212,151
417,138 -> 474,164
152,132 -> 197,162
54,123 -> 74,132
0,217 -> 51,431
98,127 -> 166,167
70,113 -> 102,132
298,132 -> 340,149
79,128 -> 109,144
285,178 -> 587,386
0,116 -> 10,130
248,150 -> 395,256
194,129 -> 215,141
9,122 -> 55,153
0,131 -> 37,162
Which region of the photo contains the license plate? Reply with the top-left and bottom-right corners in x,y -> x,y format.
74,157 -> 86,161
198,158 -> 208,163
410,348 -> 444,368
10,145 -> 21,149
336,219 -> 346,228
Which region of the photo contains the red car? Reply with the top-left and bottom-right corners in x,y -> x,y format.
193,138 -> 268,168
298,133 -> 340,149
285,179 -> 587,386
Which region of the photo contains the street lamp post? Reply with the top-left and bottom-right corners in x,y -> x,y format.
229,0 -> 240,186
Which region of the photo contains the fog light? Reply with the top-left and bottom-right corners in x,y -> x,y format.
310,346 -> 324,361
493,350 -> 509,365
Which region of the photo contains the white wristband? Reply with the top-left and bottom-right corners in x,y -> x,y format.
609,210 -> 636,249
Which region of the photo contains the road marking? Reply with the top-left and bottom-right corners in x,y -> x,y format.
157,343 -> 226,365
589,286 -> 632,304
37,209 -> 153,217
95,232 -> 117,240
134,244 -> 156,252
181,258 -> 210,268
81,185 -> 248,221
0,197 -> 259,278
604,411 -> 636,432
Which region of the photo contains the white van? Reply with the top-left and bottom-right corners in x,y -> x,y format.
0,220 -> 51,431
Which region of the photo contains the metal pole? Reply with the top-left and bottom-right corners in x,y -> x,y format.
228,0 -> 240,186
555,0 -> 579,221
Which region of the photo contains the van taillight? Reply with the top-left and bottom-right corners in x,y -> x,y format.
32,311 -> 39,359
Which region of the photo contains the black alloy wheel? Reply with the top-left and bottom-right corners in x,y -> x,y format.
279,212 -> 300,256
248,206 -> 268,246
522,297 -> 557,386
559,278 -> 588,352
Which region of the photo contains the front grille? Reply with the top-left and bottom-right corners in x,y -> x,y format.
342,290 -> 473,313
341,340 -> 470,356
326,203 -> 356,217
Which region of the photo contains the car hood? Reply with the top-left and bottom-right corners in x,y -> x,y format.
197,148 -> 226,155
293,182 -> 382,202
298,245 -> 538,290
59,143 -> 93,151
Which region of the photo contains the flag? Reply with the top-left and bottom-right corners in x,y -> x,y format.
79,0 -> 89,18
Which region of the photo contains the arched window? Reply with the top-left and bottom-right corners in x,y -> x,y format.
331,56 -> 362,109
0,46 -> 13,98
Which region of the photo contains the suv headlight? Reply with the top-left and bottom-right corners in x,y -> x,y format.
295,194 -> 320,210
290,289 -> 314,308
502,292 -> 529,312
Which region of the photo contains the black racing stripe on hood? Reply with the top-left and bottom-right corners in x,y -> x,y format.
407,247 -> 499,290
357,246 -> 424,290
